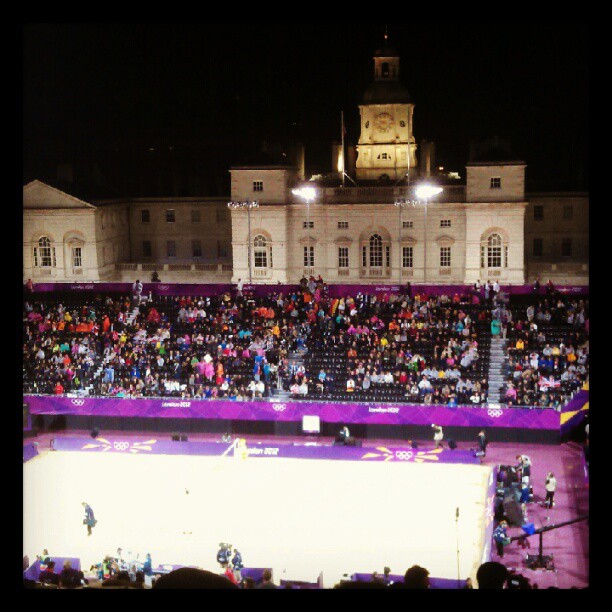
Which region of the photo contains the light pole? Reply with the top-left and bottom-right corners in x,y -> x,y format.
292,186 -> 317,276
227,200 -> 259,284
394,184 -> 443,287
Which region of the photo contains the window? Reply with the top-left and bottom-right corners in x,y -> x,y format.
440,219 -> 451,228
218,241 -> 228,259
490,177 -> 501,189
381,62 -> 390,78
487,233 -> 503,268
72,246 -> 82,268
253,181 -> 263,192
533,238 -> 543,257
166,209 -> 176,223
191,209 -> 201,223
167,241 -> 177,258
141,209 -> 150,223
338,221 -> 349,229
533,205 -> 543,221
402,220 -> 413,228
562,238 -> 572,257
369,234 -> 383,267
33,237 -> 55,268
402,246 -> 413,268
563,205 -> 573,220
253,235 -> 268,268
143,241 -> 152,258
192,240 -> 202,258
385,245 -> 390,268
362,246 -> 367,267
303,221 -> 314,229
303,245 -> 314,267
377,152 -> 390,160
338,247 -> 349,268
440,246 -> 451,268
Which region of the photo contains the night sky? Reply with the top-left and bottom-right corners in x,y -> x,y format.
22,23 -> 589,197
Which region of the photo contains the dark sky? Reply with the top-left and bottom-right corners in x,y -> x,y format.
23,23 -> 589,197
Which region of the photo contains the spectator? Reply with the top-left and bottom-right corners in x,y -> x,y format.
476,561 -> 509,589
256,568 -> 278,589
403,565 -> 430,589
38,560 -> 60,586
59,560 -> 83,588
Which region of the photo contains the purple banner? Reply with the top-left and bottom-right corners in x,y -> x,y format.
560,387 -> 589,436
29,282 -> 588,298
49,434 -> 481,465
25,395 -> 560,430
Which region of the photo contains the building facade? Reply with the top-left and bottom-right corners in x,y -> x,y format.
22,45 -> 588,287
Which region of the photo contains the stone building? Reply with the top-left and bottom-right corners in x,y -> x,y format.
22,44 -> 588,287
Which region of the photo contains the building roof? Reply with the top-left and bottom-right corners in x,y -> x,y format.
374,45 -> 399,58
23,180 -> 96,210
362,80 -> 411,105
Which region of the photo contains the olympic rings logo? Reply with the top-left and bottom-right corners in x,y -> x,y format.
71,399 -> 85,406
395,451 -> 413,461
487,408 -> 503,418
114,442 -> 130,451
272,403 -> 286,412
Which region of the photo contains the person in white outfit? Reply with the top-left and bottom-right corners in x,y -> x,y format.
432,424 -> 444,448
544,472 -> 557,508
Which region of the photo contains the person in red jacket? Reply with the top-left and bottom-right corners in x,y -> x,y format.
54,381 -> 64,395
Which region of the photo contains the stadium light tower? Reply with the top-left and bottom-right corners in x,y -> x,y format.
292,187 -> 317,275
227,200 -> 259,284
394,184 -> 443,285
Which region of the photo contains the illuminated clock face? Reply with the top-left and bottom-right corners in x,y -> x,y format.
374,112 -> 394,133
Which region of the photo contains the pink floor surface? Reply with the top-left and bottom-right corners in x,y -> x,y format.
25,430 -> 589,588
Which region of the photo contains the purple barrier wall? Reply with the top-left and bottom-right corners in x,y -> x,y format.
23,442 -> 39,463
28,282 -> 588,297
25,395 -> 560,430
49,435 -> 481,464
351,573 -> 464,589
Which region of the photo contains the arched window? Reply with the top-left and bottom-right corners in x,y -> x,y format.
253,235 -> 268,268
487,233 -> 502,268
33,236 -> 56,268
369,234 -> 383,267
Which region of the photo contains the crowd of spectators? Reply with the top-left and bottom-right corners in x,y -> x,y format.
301,291 -> 491,404
23,294 -> 135,395
22,281 -> 588,409
500,296 -> 589,408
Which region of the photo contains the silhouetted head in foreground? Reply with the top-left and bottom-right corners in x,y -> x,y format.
476,562 -> 510,589
403,565 -> 430,589
153,568 -> 239,589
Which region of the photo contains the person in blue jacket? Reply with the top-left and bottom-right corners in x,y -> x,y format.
143,553 -> 153,577
82,502 -> 96,536
493,520 -> 511,558
231,549 -> 244,583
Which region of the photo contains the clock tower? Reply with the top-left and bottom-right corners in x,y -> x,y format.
356,42 -> 417,182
